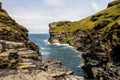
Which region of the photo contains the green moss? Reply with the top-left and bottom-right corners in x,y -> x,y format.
18,62 -> 24,66
108,0 -> 120,7
112,33 -> 118,40
64,37 -> 72,43
74,42 -> 79,47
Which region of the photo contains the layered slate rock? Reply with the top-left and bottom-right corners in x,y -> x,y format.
49,2 -> 120,80
0,2 -> 83,80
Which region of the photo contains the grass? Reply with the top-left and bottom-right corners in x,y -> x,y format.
108,0 -> 120,7
50,4 -> 120,34
64,36 -> 72,44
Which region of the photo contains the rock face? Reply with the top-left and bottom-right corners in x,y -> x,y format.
0,3 -> 41,69
0,2 -> 2,9
0,2 -> 84,80
108,0 -> 120,8
49,3 -> 120,80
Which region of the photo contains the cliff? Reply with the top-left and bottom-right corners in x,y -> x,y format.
0,3 -> 40,68
49,2 -> 120,80
0,2 -> 83,80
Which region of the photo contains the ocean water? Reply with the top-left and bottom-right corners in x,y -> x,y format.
29,34 -> 85,77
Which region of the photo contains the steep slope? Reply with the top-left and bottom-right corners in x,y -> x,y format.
49,3 -> 120,80
0,9 -> 29,42
0,2 -> 41,72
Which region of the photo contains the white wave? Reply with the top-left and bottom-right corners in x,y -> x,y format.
78,65 -> 81,68
51,43 -> 74,49
43,40 -> 83,57
43,39 -> 50,44
41,51 -> 49,55
50,42 -> 84,54
78,63 -> 84,68
43,39 -> 73,48
77,55 -> 83,58
53,43 -> 69,46
40,47 -> 45,50
73,49 -> 81,53
60,46 -> 69,49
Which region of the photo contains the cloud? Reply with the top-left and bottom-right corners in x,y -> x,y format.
1,0 -> 112,33
9,11 -> 53,33
43,0 -> 66,7
91,2 -> 99,11
8,4 -> 93,34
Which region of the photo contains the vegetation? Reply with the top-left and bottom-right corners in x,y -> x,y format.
49,2 -> 120,79
64,37 -> 72,44
0,9 -> 28,41
108,0 -> 120,7
50,3 -> 120,34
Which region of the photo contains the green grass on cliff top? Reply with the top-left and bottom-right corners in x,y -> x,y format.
50,4 -> 120,33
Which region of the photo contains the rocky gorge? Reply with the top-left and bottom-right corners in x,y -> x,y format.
49,1 -> 120,80
0,2 -> 84,80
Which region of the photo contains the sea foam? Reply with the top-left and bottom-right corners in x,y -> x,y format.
43,39 -> 83,57
43,39 -> 50,44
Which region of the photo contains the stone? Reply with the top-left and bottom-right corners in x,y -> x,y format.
66,70 -> 74,75
0,2 -> 2,9
17,65 -> 36,69
0,43 -> 3,53
50,39 -> 59,43
8,49 -> 18,60
50,72 -> 66,77
94,19 -> 111,30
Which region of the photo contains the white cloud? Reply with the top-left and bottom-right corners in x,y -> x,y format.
8,6 -> 93,33
9,11 -> 53,33
1,0 -> 111,33
91,2 -> 99,11
43,0 -> 66,7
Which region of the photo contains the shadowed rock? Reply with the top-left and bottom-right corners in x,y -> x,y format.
0,2 -> 2,9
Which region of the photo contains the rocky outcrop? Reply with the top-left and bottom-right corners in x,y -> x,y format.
0,2 -> 2,9
108,0 -> 120,8
0,40 -> 83,80
0,2 -> 84,80
49,3 -> 120,80
0,58 -> 83,80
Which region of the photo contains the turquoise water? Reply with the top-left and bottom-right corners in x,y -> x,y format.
29,34 -> 85,77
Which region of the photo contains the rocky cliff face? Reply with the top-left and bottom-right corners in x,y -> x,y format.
49,3 -> 120,80
0,2 -> 83,80
0,3 -> 41,69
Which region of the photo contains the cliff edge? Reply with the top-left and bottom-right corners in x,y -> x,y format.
49,2 -> 120,80
0,2 -> 83,80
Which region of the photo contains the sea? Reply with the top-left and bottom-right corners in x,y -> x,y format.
29,34 -> 86,77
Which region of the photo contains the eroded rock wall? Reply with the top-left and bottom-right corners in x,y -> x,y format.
49,3 -> 120,80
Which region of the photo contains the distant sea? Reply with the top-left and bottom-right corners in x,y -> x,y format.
29,34 -> 86,77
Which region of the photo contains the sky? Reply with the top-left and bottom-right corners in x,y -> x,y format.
0,0 -> 113,34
